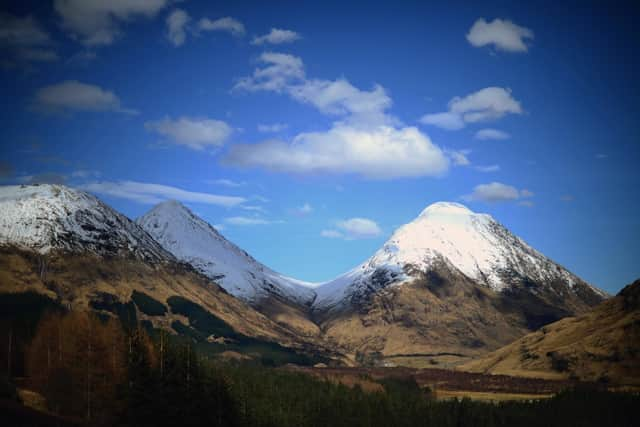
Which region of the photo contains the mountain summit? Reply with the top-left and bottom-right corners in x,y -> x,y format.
315,201 -> 605,310
137,200 -> 317,305
0,184 -> 172,262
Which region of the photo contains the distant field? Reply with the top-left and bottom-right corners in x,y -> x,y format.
284,365 -> 583,400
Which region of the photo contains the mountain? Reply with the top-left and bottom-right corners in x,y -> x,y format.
312,202 -> 606,366
0,184 -> 171,262
0,184 -> 329,364
136,200 -> 317,305
0,186 -> 609,367
315,202 -> 605,311
460,279 -> 640,385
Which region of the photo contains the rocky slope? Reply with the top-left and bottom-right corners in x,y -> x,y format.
0,184 -> 331,362
312,202 -> 606,365
460,279 -> 640,385
0,184 -> 171,262
314,202 -> 605,311
137,200 -> 316,305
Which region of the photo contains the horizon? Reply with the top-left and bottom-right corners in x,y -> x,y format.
1,0 -> 638,293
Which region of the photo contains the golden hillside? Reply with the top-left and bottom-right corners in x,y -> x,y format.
460,280 -> 640,385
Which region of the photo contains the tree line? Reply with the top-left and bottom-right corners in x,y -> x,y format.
1,302 -> 638,427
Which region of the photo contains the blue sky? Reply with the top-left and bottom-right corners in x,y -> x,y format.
1,0 -> 638,293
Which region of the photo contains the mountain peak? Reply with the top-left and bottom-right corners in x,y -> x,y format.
0,184 -> 172,261
137,202 -> 316,304
418,201 -> 474,218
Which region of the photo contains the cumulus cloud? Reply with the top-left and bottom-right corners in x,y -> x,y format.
467,18 -> 534,53
461,182 -> 534,203
230,53 -> 449,179
234,52 -> 391,118
166,9 -> 190,46
322,218 -> 382,240
421,87 -> 522,130
474,128 -> 511,140
447,149 -> 471,166
81,180 -> 245,206
224,124 -> 449,179
54,0 -> 170,46
258,123 -> 288,133
419,112 -> 465,130
252,28 -> 301,45
33,80 -> 137,114
0,12 -> 58,65
145,116 -> 233,150
197,17 -> 245,37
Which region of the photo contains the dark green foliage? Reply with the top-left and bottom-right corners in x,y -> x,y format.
118,330 -> 239,427
0,292 -> 63,377
167,296 -> 237,338
89,292 -> 137,328
167,296 -> 324,366
547,351 -> 570,372
131,291 -> 167,316
0,375 -> 20,402
5,307 -> 640,427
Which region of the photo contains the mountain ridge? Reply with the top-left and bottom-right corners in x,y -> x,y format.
136,199 -> 317,305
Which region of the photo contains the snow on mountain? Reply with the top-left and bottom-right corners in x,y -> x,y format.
136,200 -> 317,305
0,184 -> 173,262
314,201 -> 606,310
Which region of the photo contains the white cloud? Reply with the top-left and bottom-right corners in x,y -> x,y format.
475,164 -> 500,173
258,123 -> 288,133
595,153 -> 608,159
320,229 -> 343,239
450,87 -> 523,122
54,0 -> 170,46
331,217 -> 383,239
231,53 -> 449,180
560,195 -> 574,202
240,205 -> 266,213
474,128 -> 511,140
209,178 -> 245,187
419,112 -> 465,130
234,52 -> 391,118
447,149 -> 471,166
421,87 -> 522,130
145,116 -> 233,150
289,79 -> 391,117
252,28 -> 301,45
166,9 -> 190,47
224,124 -> 449,179
80,181 -> 245,206
461,182 -> 533,203
294,203 -> 313,215
0,13 -> 58,64
224,216 -> 278,226
467,18 -> 534,53
33,80 -> 137,114
197,17 -> 245,37
518,200 -> 534,207
234,52 -> 306,92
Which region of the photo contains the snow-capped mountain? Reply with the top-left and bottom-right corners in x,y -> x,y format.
0,184 -> 172,262
137,200 -> 317,305
314,202 -> 606,310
